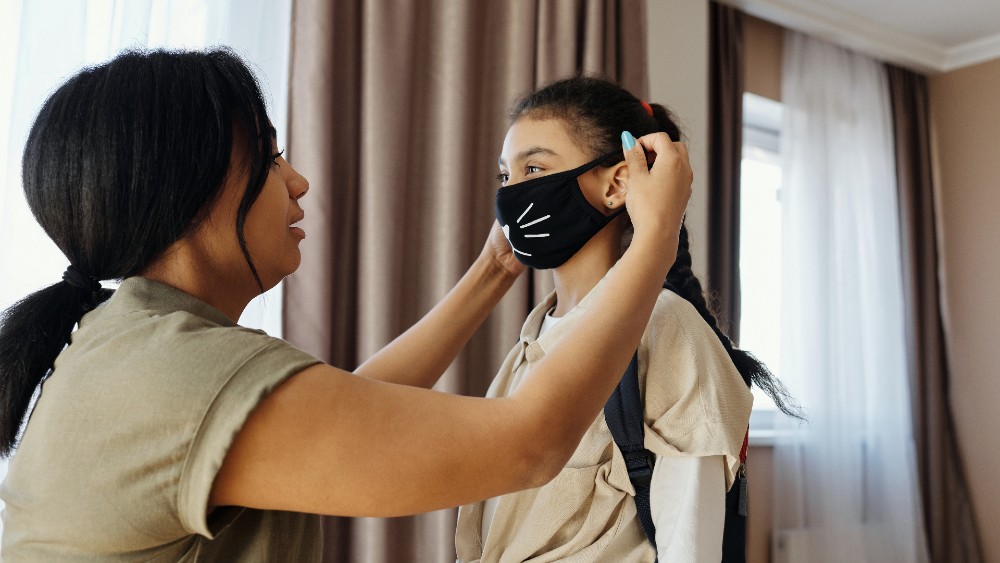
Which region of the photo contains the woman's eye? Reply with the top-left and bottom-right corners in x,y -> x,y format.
270,149 -> 285,167
526,165 -> 542,175
496,172 -> 509,184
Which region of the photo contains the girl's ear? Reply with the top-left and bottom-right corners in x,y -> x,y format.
602,161 -> 629,214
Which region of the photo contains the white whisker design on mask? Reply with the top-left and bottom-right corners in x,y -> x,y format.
524,233 -> 550,238
520,215 -> 550,229
502,223 -> 532,256
516,203 -> 534,224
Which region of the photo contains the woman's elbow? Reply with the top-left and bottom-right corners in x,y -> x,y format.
511,423 -> 576,489
498,396 -> 580,490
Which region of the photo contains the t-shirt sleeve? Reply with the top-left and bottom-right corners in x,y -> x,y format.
638,291 -> 753,489
176,331 -> 321,537
650,455 -> 726,561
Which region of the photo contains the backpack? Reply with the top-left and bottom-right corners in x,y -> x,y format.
603,283 -> 749,562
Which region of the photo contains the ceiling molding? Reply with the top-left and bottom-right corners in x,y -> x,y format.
717,0 -> 1000,74
943,32 -> 1000,72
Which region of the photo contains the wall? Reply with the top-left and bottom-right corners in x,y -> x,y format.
744,16 -> 783,102
929,58 -> 1000,563
647,0 -> 709,279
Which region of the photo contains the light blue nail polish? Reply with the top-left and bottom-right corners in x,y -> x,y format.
621,130 -> 636,151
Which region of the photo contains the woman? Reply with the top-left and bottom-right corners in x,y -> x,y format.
455,77 -> 799,562
0,50 -> 691,560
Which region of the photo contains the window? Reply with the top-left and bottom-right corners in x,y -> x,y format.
740,92 -> 783,442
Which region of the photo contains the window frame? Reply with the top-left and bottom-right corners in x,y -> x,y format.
742,92 -> 784,446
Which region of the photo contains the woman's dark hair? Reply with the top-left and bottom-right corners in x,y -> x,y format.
510,76 -> 802,418
0,48 -> 276,456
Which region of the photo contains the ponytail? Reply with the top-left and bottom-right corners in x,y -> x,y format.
666,225 -> 803,419
0,277 -> 112,457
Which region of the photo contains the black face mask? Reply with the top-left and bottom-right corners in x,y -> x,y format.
495,152 -> 624,270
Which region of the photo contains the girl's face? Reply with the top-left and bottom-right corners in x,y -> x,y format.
204,137 -> 309,292
497,117 -> 626,212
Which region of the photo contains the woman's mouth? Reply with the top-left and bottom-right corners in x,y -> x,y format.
289,212 -> 306,239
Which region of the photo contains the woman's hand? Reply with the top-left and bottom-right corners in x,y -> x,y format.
620,131 -> 693,240
481,220 -> 526,279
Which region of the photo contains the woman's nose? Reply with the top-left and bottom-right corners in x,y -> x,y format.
287,167 -> 309,200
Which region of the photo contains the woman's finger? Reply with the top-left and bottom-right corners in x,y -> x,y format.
621,130 -> 650,180
635,132 -> 677,167
638,134 -> 691,184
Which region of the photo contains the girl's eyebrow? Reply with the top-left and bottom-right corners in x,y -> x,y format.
498,146 -> 558,168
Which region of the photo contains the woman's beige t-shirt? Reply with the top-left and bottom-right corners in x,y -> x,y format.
0,277 -> 322,561
455,277 -> 753,563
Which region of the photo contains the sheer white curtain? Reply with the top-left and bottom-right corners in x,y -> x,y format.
773,31 -> 929,563
0,0 -> 291,537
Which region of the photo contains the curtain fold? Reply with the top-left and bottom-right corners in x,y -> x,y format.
707,1 -> 744,343
284,1 -> 646,560
773,31 -> 929,563
886,65 -> 984,563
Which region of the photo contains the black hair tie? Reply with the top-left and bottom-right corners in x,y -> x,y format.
62,265 -> 101,293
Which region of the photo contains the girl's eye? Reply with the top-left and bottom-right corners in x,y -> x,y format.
496,165 -> 543,185
270,149 -> 285,166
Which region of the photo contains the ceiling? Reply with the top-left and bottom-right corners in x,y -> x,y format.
719,0 -> 1000,73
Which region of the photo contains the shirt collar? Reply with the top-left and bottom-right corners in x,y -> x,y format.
520,265 -> 620,357
87,276 -> 237,328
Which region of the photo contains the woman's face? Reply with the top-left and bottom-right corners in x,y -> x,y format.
498,117 -> 623,212
206,137 -> 309,291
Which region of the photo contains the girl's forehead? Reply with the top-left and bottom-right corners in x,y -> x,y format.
501,118 -> 583,163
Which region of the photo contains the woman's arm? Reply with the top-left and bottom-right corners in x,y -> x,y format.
353,222 -> 521,389
210,132 -> 692,517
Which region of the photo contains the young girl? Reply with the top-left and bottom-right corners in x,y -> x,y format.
456,77 -> 798,562
0,52 -> 693,560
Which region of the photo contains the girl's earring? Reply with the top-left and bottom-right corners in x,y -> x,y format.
607,201 -> 614,207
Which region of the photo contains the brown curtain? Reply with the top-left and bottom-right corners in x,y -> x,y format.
707,1 -> 744,344
283,1 -> 647,560
886,65 -> 984,563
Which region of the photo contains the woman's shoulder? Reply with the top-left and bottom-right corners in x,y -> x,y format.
65,291 -> 319,403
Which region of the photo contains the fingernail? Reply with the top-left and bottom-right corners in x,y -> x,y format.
621,131 -> 636,151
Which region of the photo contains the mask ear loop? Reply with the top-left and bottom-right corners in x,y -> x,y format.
497,152 -> 623,194
569,152 -> 629,223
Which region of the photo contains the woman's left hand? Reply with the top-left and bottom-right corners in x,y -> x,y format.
481,220 -> 525,279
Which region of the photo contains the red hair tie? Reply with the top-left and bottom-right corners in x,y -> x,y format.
640,100 -> 654,117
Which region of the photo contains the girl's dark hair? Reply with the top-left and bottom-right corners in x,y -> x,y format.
511,76 -> 802,418
0,48 -> 276,457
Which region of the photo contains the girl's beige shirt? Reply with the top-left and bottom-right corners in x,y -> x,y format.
456,275 -> 753,563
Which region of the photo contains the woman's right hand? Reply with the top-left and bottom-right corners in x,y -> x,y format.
620,131 -> 693,242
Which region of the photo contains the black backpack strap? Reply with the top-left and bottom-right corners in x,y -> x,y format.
722,464 -> 748,562
606,280 -> 748,561
604,352 -> 658,552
